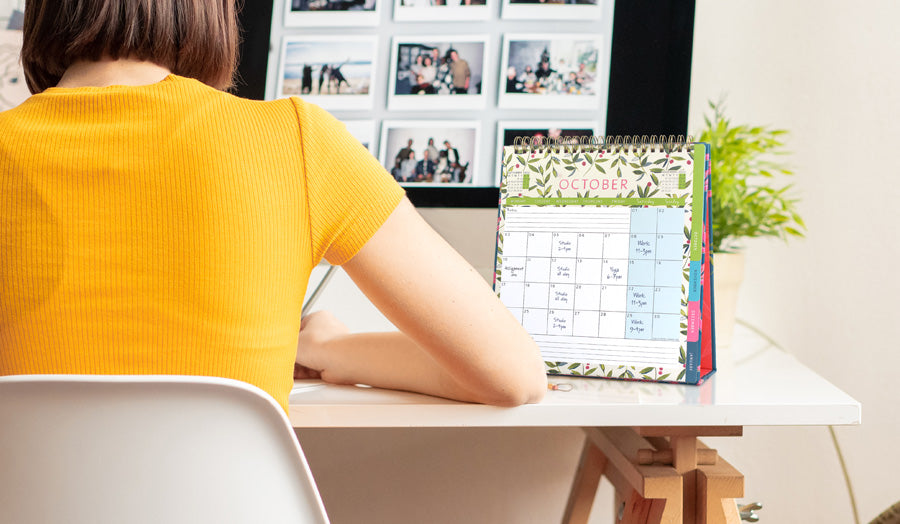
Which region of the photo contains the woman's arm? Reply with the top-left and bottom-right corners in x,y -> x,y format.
296,197 -> 547,406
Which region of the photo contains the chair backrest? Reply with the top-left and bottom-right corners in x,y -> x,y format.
0,375 -> 330,524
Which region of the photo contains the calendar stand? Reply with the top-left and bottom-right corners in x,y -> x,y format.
562,426 -> 744,524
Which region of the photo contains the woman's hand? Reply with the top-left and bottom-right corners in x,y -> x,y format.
295,310 -> 349,381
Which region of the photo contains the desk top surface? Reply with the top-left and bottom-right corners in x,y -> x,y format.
288,325 -> 861,428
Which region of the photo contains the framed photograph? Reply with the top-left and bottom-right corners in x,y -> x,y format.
276,35 -> 377,111
284,0 -> 380,27
393,0 -> 490,22
498,34 -> 603,110
387,36 -> 489,111
495,120 -> 598,183
501,0 -> 602,20
0,29 -> 30,111
379,121 -> 482,186
342,120 -> 378,154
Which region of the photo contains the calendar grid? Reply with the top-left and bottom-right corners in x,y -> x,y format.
498,206 -> 686,363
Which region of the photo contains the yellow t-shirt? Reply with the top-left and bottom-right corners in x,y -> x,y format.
0,75 -> 404,412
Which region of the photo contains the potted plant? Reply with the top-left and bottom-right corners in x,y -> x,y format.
696,101 -> 805,347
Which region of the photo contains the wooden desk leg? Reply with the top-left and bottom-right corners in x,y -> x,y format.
562,438 -> 609,524
696,442 -> 743,524
582,428 -> 683,524
564,428 -> 744,524
619,488 -> 668,524
670,436 -> 698,522
636,428 -> 745,524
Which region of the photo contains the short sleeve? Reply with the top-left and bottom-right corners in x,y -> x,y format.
292,99 -> 405,266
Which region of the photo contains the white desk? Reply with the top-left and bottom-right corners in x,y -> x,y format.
289,327 -> 860,523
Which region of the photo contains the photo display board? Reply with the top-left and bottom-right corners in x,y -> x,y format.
265,0 -> 615,196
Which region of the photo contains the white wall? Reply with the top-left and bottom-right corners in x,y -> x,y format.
689,0 -> 900,521
299,1 -> 900,522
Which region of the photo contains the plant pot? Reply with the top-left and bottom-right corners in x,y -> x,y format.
713,251 -> 745,348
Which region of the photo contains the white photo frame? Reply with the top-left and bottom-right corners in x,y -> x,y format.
495,120 -> 599,184
283,0 -> 380,27
498,33 -> 604,110
379,120 -> 483,186
393,0 -> 491,22
276,35 -> 377,111
342,120 -> 378,154
0,29 -> 29,111
500,0 -> 602,21
387,35 -> 489,111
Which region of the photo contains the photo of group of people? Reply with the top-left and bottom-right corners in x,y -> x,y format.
501,0 -> 602,20
380,122 -> 479,185
284,0 -> 379,26
499,34 -> 603,109
0,27 -> 29,112
400,0 -> 486,5
277,36 -> 375,109
291,0 -> 375,11
342,121 -> 377,153
494,121 -> 598,183
388,37 -> 487,110
497,121 -> 597,148
393,0 -> 489,22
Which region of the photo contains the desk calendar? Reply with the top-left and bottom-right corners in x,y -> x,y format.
495,138 -> 716,384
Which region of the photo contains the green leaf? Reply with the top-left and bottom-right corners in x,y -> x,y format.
677,369 -> 686,380
639,367 -> 655,375
568,363 -> 580,370
695,98 -> 804,251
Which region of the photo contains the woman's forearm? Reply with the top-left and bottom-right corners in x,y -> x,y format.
309,330 -> 541,406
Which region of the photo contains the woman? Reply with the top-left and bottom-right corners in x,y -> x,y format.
0,0 -> 546,413
419,56 -> 437,87
399,150 -> 417,182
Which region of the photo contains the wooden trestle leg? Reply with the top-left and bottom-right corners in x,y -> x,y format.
562,427 -> 745,524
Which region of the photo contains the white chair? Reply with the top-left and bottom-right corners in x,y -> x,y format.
0,375 -> 330,524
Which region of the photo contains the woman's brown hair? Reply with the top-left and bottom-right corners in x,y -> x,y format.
22,0 -> 239,93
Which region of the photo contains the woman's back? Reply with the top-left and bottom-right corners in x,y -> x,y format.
0,75 -> 403,411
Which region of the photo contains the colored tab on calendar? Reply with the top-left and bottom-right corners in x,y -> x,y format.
686,301 -> 701,342
688,261 -> 702,302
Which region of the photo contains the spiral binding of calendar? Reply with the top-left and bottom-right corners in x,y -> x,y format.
511,134 -> 694,154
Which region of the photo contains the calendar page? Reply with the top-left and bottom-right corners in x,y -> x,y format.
495,144 -> 706,383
